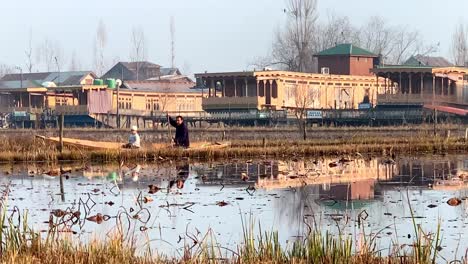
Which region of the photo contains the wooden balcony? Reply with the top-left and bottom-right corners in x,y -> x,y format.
202,96 -> 262,110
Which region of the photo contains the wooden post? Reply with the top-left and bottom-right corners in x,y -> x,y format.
465,127 -> 468,141
59,173 -> 65,202
59,113 -> 64,153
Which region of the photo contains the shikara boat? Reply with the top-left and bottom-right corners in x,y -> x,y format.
35,135 -> 230,151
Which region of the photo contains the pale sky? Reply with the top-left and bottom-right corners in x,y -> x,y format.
0,0 -> 467,76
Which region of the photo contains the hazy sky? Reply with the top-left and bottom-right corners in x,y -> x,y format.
1,0 -> 467,76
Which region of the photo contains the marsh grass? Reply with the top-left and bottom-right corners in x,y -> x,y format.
0,197 -> 459,264
0,133 -> 466,163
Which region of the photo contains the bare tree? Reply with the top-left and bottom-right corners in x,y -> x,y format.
25,29 -> 34,73
356,16 -> 436,65
0,64 -> 14,79
69,50 -> 81,71
263,0 -> 318,72
315,12 -> 357,53
258,8 -> 434,72
93,20 -> 107,76
36,38 -> 64,72
292,83 -> 316,140
130,26 -> 147,81
451,23 -> 468,66
37,38 -> 55,71
182,60 -> 192,77
390,28 -> 420,65
356,16 -> 394,60
170,16 -> 176,69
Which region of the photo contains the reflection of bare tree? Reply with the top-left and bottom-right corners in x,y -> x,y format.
272,185 -> 320,236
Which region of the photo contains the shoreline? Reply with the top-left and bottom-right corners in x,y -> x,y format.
0,134 -> 465,163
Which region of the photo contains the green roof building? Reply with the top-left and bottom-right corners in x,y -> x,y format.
314,44 -> 378,76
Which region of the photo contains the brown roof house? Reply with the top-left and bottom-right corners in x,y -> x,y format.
101,61 -> 162,81
403,55 -> 454,67
102,62 -> 190,82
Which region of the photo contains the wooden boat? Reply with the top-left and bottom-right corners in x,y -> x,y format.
35,135 -> 230,151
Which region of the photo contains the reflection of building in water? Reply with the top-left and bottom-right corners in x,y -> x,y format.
194,161 -> 278,186
457,158 -> 468,177
387,156 -> 468,187
319,179 -> 375,200
257,158 -> 395,190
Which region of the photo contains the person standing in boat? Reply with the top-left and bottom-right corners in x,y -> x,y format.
123,125 -> 141,149
167,114 -> 190,148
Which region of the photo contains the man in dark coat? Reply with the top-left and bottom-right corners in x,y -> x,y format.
167,114 -> 190,148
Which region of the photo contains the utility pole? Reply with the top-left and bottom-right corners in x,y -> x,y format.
54,57 -> 60,87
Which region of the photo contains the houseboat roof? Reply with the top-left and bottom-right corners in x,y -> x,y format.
0,71 -> 97,90
122,80 -> 199,94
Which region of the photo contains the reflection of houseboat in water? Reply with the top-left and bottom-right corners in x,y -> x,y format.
319,179 -> 375,200
256,159 -> 393,191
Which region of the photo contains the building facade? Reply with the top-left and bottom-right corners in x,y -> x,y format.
372,58 -> 468,116
0,71 -> 203,128
197,70 -> 387,113
115,80 -> 203,114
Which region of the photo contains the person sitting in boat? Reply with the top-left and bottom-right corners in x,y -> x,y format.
167,114 -> 190,148
123,125 -> 141,149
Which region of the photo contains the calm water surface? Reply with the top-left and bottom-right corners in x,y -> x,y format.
0,154 -> 467,261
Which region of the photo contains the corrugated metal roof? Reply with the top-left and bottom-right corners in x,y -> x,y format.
121,61 -> 160,72
0,71 -> 95,89
404,55 -> 453,67
160,67 -> 181,76
123,80 -> 197,93
1,72 -> 49,81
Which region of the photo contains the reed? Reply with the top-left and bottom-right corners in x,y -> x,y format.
0,203 -> 458,264
0,133 -> 466,163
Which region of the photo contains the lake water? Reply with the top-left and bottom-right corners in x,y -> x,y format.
0,154 -> 467,261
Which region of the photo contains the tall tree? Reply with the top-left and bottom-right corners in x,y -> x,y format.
93,20 -> 108,76
37,38 -> 55,72
356,16 -> 394,60
268,0 -> 318,72
36,38 -> 64,72
25,29 -> 34,73
315,12 -> 357,53
292,83 -> 317,140
0,64 -> 13,79
130,26 -> 147,80
170,16 -> 176,69
69,50 -> 82,71
451,23 -> 468,66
